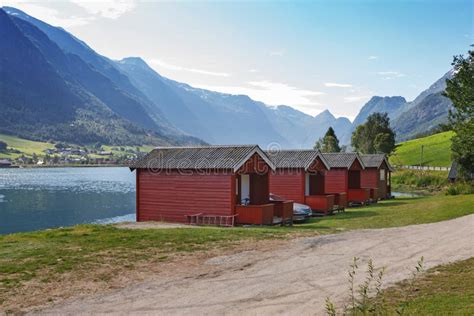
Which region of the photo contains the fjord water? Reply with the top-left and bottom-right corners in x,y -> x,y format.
0,167 -> 136,234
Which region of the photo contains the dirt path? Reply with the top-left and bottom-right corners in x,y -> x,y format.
37,215 -> 474,315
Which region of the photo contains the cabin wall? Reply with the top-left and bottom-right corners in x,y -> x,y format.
324,169 -> 348,193
269,169 -> 305,203
136,169 -> 233,223
361,169 -> 378,188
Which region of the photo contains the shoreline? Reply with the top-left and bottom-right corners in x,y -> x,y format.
0,164 -> 130,169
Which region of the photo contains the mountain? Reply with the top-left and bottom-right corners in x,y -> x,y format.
392,92 -> 452,140
391,71 -> 453,141
4,6 -> 343,149
352,96 -> 406,127
2,6 -> 453,148
0,8 -> 201,146
116,58 -> 214,142
351,71 -> 453,142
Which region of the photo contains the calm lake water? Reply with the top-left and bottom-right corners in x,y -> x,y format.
0,167 -> 136,235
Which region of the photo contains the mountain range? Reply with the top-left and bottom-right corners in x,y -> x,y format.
1,7 -> 453,148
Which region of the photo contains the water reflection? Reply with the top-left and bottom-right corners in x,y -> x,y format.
391,191 -> 423,198
0,167 -> 136,234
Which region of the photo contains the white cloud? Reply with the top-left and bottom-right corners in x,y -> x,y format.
248,69 -> 259,73
2,1 -> 95,27
343,95 -> 371,103
69,0 -> 136,19
194,80 -> 325,115
368,55 -> 378,60
324,82 -> 353,88
376,71 -> 406,80
149,58 -> 231,77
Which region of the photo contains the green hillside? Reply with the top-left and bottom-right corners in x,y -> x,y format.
0,134 -> 55,159
389,131 -> 454,167
0,134 -> 155,160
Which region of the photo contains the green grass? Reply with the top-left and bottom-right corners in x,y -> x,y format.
1,194 -> 473,310
390,131 -> 454,167
379,257 -> 474,314
0,134 -> 54,159
299,194 -> 474,231
0,225 -> 284,290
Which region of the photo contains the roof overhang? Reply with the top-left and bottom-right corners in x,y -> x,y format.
233,145 -> 276,172
305,152 -> 331,171
353,154 -> 366,170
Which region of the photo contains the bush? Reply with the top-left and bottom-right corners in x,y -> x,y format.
391,169 -> 448,192
325,257 -> 425,315
446,182 -> 474,195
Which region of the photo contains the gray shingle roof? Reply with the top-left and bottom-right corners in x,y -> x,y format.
360,154 -> 393,171
129,145 -> 275,171
265,150 -> 330,170
322,152 -> 365,169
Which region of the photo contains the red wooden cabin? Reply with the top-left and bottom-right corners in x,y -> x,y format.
360,154 -> 394,200
266,150 -> 334,214
130,145 -> 292,226
321,153 -> 369,205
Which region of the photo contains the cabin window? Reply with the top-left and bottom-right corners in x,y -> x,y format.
380,169 -> 385,181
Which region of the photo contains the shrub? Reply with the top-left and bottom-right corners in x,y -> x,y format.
391,169 -> 448,192
326,257 -> 424,315
446,182 -> 474,195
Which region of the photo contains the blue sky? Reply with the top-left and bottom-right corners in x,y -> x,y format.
4,0 -> 473,120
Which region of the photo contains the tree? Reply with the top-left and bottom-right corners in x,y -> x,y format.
0,141 -> 7,152
352,112 -> 396,154
374,133 -> 395,154
314,127 -> 341,152
444,49 -> 474,177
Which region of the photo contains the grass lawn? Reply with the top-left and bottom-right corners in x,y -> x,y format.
390,131 -> 454,167
0,134 -> 54,159
379,257 -> 474,314
299,194 -> 474,231
1,194 -> 473,310
0,225 -> 284,291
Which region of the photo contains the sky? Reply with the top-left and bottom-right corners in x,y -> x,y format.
3,0 -> 473,121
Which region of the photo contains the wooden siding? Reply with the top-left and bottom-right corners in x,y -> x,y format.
269,169 -> 305,204
305,195 -> 335,213
271,201 -> 294,223
334,192 -> 347,207
348,188 -> 370,203
235,204 -> 274,225
361,165 -> 389,199
238,153 -> 269,174
350,159 -> 363,170
369,188 -> 379,200
307,156 -> 328,173
137,169 -> 233,223
324,169 -> 347,193
361,169 -> 379,188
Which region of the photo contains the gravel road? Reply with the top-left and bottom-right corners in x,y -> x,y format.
38,215 -> 474,315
